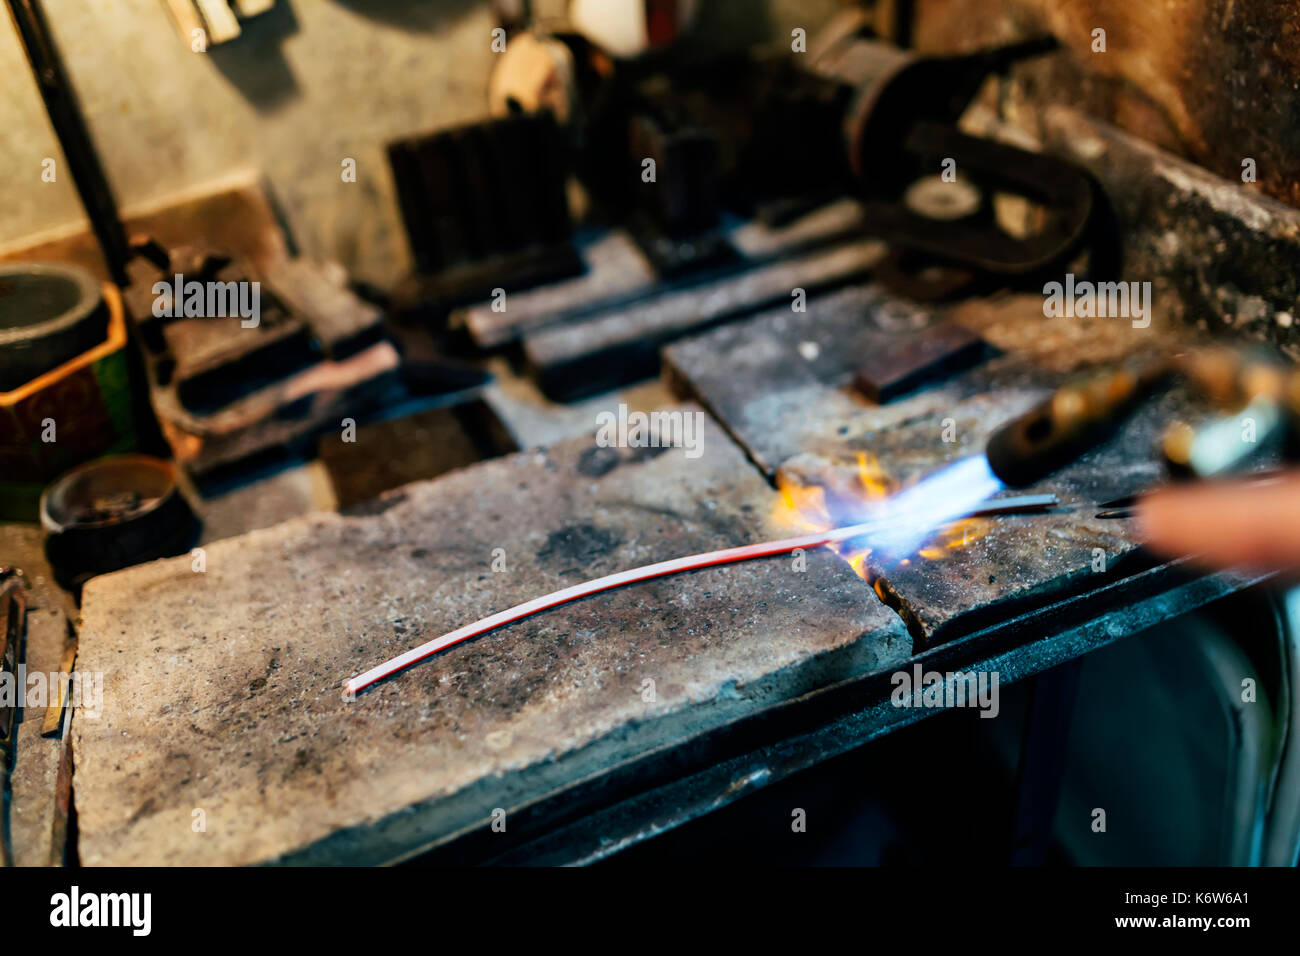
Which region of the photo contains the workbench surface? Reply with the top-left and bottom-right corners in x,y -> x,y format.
72,411 -> 908,865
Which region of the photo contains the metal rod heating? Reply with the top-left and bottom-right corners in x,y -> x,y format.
345,493 -> 1056,695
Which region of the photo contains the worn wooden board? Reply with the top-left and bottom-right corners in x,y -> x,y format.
524,237 -> 887,400
460,199 -> 870,349
0,523 -> 75,866
71,408 -> 909,865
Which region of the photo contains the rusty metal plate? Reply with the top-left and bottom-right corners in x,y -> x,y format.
853,321 -> 986,402
71,408 -> 908,865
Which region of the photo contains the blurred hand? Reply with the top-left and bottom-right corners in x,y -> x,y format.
1137,472 -> 1300,572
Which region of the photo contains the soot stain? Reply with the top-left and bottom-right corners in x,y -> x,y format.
127,797 -> 158,825
343,489 -> 409,516
576,445 -> 621,478
536,523 -> 623,565
627,443 -> 670,464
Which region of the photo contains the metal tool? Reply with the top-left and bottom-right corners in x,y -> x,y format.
162,1 -> 274,46
1094,470 -> 1289,520
4,0 -> 130,283
0,568 -> 27,747
987,345 -> 1300,490
986,362 -> 1173,488
42,638 -> 76,738
1,567 -> 30,868
815,33 -> 1112,281
860,119 -> 1107,279
50,685 -> 74,866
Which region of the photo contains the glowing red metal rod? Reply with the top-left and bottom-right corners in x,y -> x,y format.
344,491 -> 1056,697
346,522 -> 882,696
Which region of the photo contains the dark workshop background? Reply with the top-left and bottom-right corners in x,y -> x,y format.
6,0 -> 1299,287
5,0 -> 1300,870
0,0 -> 840,286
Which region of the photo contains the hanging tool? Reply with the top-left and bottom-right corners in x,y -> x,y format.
1,567 -> 30,868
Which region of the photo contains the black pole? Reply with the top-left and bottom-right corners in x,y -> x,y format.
5,0 -> 131,284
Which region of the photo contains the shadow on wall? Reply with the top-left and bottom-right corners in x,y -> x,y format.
207,2 -> 301,112
328,0 -> 485,32
205,0 -> 484,112
686,0 -> 773,53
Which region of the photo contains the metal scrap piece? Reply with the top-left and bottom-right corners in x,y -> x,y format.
525,237 -> 887,400
853,321 -> 987,402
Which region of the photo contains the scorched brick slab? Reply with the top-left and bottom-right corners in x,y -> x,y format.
72,407 -> 908,865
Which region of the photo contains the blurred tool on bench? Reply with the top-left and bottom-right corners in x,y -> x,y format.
0,567 -> 30,868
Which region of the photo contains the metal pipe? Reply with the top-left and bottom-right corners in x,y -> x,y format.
4,0 -> 131,284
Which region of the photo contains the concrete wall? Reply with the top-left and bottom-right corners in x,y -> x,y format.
1,0 -> 842,288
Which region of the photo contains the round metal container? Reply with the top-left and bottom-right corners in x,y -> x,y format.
40,455 -> 200,591
0,261 -> 108,392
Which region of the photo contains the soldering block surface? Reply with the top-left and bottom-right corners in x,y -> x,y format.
665,287 -> 1178,476
669,292 -> 1209,647
72,407 -> 908,865
775,383 -> 1216,646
